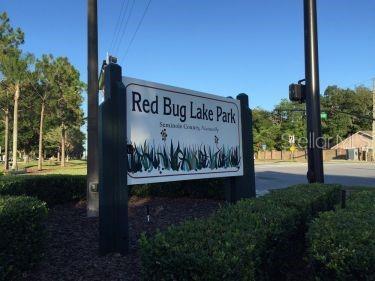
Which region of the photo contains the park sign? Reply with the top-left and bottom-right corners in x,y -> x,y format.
124,77 -> 244,185
99,63 -> 255,255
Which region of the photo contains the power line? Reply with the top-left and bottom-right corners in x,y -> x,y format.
111,0 -> 134,53
113,0 -> 136,57
121,0 -> 152,64
109,0 -> 128,52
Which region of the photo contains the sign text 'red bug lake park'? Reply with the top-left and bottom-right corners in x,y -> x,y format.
124,77 -> 243,184
98,64 -> 255,254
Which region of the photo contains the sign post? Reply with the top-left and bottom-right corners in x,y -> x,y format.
99,62 -> 255,254
232,94 -> 256,200
99,63 -> 128,255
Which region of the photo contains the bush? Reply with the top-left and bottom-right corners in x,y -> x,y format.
140,184 -> 341,281
0,196 -> 48,280
267,184 -> 341,224
308,191 -> 375,281
0,175 -> 86,206
345,190 -> 375,211
0,176 -> 225,206
130,179 -> 226,200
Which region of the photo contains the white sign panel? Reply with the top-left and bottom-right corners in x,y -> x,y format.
123,77 -> 243,185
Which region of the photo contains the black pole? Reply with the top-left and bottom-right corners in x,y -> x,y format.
99,63 -> 129,255
87,0 -> 100,216
304,0 -> 324,183
225,94 -> 256,202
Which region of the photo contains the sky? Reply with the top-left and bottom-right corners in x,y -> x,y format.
1,0 -> 375,111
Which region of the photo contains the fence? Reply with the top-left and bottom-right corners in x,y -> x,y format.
255,149 -> 350,162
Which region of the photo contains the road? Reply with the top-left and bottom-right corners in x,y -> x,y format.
255,161 -> 375,195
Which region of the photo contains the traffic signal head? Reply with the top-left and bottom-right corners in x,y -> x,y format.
289,83 -> 306,103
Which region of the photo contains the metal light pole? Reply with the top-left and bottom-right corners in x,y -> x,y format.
304,0 -> 324,183
87,0 -> 99,216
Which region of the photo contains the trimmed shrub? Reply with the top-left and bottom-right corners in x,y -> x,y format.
0,196 -> 48,280
0,175 -> 86,206
308,191 -> 375,281
0,176 -> 225,206
267,184 -> 341,223
130,179 -> 225,200
345,190 -> 375,211
140,184 -> 341,281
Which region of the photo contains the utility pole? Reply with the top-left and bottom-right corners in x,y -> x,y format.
372,78 -> 375,162
87,0 -> 99,217
304,0 -> 324,183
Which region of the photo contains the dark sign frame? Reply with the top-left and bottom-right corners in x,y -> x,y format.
99,63 -> 255,254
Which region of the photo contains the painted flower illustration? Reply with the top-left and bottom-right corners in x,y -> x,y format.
160,129 -> 168,142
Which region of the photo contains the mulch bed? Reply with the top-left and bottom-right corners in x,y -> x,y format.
22,197 -> 222,281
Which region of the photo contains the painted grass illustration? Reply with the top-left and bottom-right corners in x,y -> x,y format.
127,140 -> 241,174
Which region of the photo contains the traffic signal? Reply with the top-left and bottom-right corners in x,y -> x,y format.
289,79 -> 306,103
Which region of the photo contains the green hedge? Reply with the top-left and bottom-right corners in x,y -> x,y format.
129,179 -> 225,199
0,175 -> 225,206
308,191 -> 375,281
0,175 -> 86,206
140,184 -> 341,281
0,196 -> 48,280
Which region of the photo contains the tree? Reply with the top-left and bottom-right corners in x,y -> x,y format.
252,107 -> 280,151
351,86 -> 372,132
17,80 -> 41,161
32,54 -> 59,170
321,85 -> 372,146
0,12 -> 24,170
0,12 -> 24,55
0,48 -> 33,170
0,13 -> 86,169
52,57 -> 84,166
44,127 -> 61,159
0,79 -> 12,170
273,99 -> 306,150
66,127 -> 85,159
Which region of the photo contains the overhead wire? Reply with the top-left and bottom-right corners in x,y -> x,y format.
109,0 -> 128,52
121,0 -> 152,65
113,0 -> 136,57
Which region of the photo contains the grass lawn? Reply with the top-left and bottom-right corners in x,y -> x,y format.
0,160 -> 87,176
